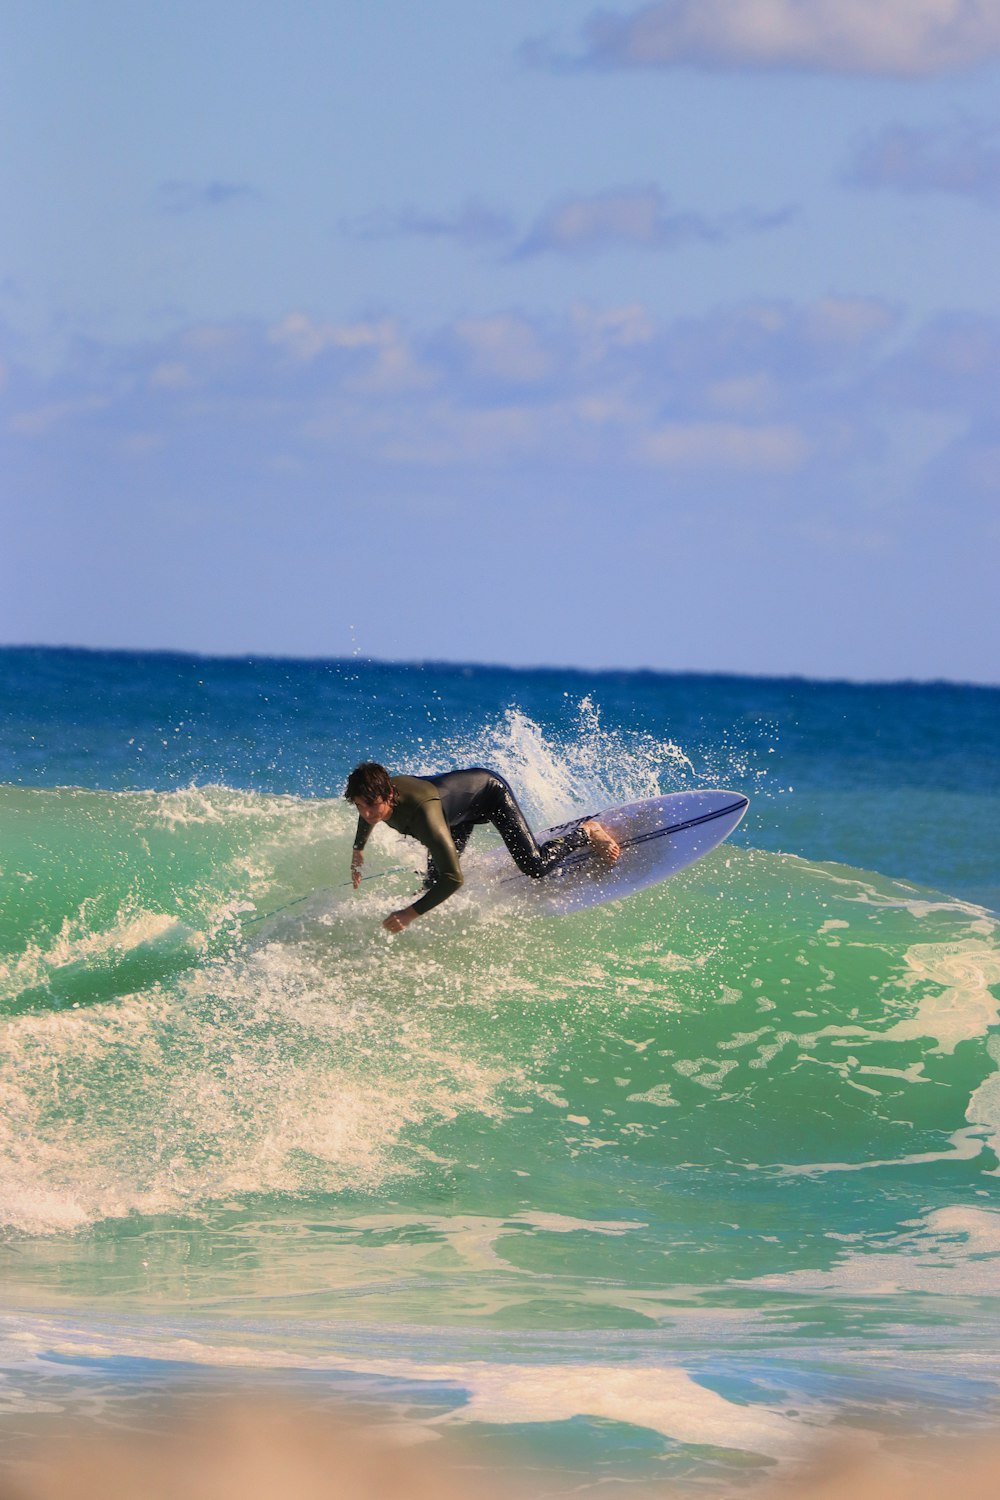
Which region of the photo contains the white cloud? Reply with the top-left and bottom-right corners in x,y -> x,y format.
705,372 -> 780,416
269,314 -> 396,362
569,304 -> 657,380
847,121 -> 1000,205
883,314 -> 1000,410
803,298 -> 898,348
522,187 -> 698,253
516,185 -> 793,257
346,337 -> 438,397
575,393 -> 636,425
452,316 -> 553,384
571,303 -> 657,350
341,189 -> 791,264
266,315 -> 436,393
638,419 -> 811,472
149,362 -> 192,390
567,0 -> 1000,77
8,297 -> 999,515
9,396 -> 110,437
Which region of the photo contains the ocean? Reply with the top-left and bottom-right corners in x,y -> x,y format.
2,646 -> 999,1490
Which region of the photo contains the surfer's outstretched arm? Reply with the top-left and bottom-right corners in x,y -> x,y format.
350,806 -> 374,887
382,805 -> 464,932
382,808 -> 463,933
405,802 -> 463,915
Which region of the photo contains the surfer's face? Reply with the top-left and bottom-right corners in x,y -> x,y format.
353,795 -> 392,825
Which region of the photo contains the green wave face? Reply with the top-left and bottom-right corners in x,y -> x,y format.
3,783 -> 998,1277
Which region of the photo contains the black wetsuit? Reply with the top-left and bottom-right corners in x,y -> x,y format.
353,768 -> 590,915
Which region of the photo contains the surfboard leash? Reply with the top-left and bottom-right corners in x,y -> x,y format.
238,865 -> 411,927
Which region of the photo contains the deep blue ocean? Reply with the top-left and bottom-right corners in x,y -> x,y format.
2,647 -> 999,1490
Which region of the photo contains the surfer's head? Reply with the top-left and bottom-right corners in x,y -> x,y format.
345,762 -> 395,824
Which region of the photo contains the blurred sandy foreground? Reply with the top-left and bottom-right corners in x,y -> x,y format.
1,1399 -> 998,1500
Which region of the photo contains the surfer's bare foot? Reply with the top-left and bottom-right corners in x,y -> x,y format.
582,820 -> 621,865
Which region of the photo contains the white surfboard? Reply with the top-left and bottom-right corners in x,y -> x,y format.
468,790 -> 749,916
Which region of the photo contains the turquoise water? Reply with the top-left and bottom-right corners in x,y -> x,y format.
2,648 -> 999,1487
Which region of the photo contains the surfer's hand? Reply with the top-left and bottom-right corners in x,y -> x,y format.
351,851 -> 364,889
383,906 -> 417,934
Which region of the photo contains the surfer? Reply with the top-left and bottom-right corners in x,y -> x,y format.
345,763 -> 620,933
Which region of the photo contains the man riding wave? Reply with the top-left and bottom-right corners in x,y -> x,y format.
346,762 -> 620,933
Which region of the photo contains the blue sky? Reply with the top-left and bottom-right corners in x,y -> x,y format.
3,0 -> 999,681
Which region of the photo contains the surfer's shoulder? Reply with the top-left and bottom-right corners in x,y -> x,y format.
389,777 -> 442,832
391,774 -> 440,805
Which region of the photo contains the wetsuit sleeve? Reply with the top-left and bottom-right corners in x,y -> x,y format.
353,817 -> 372,851
411,800 -> 464,915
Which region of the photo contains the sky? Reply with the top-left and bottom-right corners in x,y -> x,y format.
2,0 -> 999,682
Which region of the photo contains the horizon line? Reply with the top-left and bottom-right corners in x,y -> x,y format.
2,641 -> 997,693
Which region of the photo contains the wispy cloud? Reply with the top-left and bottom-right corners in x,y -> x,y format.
0,294 -> 922,488
846,121 -> 1000,205
14,294 -> 1000,510
345,199 -> 514,248
8,395 -> 110,437
448,316 -> 554,385
158,180 -> 261,213
514,186 -> 794,257
528,0 -> 1000,77
881,313 -> 1000,412
638,419 -> 810,472
344,186 -> 793,260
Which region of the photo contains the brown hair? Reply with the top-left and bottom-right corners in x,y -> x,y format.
344,762 -> 394,803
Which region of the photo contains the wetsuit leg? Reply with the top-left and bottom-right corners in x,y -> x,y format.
483,774 -> 590,879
